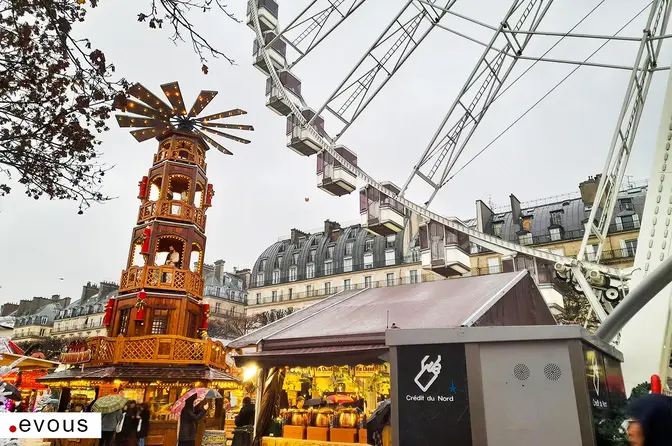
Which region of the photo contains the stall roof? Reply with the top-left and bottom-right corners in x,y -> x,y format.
0,353 -> 59,370
230,271 -> 555,359
39,365 -> 238,382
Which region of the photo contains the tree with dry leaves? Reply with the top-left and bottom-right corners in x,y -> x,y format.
0,0 -> 239,211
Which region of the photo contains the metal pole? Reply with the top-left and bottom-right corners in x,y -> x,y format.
596,255 -> 672,342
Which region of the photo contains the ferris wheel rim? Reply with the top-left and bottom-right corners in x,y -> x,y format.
247,0 -> 625,280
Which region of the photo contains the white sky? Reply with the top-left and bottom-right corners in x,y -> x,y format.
0,0 -> 669,304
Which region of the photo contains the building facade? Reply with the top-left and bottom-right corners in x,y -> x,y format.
247,220 -> 440,316
51,281 -> 119,340
468,177 -> 645,312
247,177 -> 645,317
203,260 -> 249,319
12,295 -> 71,343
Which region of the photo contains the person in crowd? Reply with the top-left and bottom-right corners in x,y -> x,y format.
100,409 -> 122,446
116,401 -> 139,446
136,403 -> 150,446
178,394 -> 208,446
626,393 -> 672,446
234,397 -> 255,427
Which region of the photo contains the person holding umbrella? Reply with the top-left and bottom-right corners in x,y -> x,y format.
178,393 -> 209,446
92,395 -> 128,446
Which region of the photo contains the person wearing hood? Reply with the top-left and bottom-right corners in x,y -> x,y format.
626,393 -> 672,446
178,393 -> 209,446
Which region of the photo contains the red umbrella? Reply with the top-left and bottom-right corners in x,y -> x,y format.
170,388 -> 221,418
327,394 -> 353,404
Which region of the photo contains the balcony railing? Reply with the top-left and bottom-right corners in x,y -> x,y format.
120,266 -> 205,298
137,200 -> 207,231
249,248 -> 637,306
482,222 -> 640,252
87,334 -> 231,371
204,286 -> 247,304
51,322 -> 105,334
251,254 -> 421,288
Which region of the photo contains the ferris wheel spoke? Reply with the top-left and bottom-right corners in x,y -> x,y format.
308,0 -> 455,141
275,0 -> 370,68
401,0 -> 553,205
578,0 -> 672,263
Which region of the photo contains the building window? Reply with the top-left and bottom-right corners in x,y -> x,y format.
492,222 -> 503,237
549,227 -> 562,241
617,214 -> 640,231
345,242 -> 354,256
275,256 -> 283,268
150,309 -> 169,335
306,263 -> 315,279
40,316 -> 48,325
289,266 -> 297,282
344,279 -> 352,290
288,288 -> 293,300
364,253 -> 374,269
325,282 -> 332,294
214,303 -> 221,313
308,249 -> 316,263
487,258 -> 500,274
385,250 -> 395,266
365,239 -> 374,252
272,270 -> 280,284
256,293 -> 261,304
259,259 -> 267,270
364,276 -> 372,288
621,239 -> 638,257
291,253 -> 299,265
326,246 -> 335,260
386,235 -> 396,249
344,257 -> 353,272
256,272 -> 265,286
550,211 -> 563,226
619,198 -> 634,211
386,273 -> 395,287
306,284 -> 313,296
272,290 -> 278,302
324,260 -> 333,275
518,232 -> 533,245
409,270 -> 418,284
584,244 -> 598,262
521,216 -> 532,232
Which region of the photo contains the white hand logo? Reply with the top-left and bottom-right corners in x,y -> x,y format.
591,355 -> 600,396
414,355 -> 442,392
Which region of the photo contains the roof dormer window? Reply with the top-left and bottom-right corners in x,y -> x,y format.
550,210 -> 563,226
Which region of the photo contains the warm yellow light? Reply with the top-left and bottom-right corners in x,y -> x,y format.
242,365 -> 259,382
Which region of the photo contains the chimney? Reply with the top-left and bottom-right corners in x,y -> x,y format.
475,200 -> 494,233
324,220 -> 341,242
579,174 -> 602,206
51,294 -> 61,301
290,228 -> 309,245
214,260 -> 225,283
80,282 -> 99,303
510,194 -> 522,230
0,303 -> 18,317
99,281 -> 119,298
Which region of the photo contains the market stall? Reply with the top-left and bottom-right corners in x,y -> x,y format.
229,271 -> 556,445
0,338 -> 59,411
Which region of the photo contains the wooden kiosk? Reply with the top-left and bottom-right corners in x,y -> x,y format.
39,82 -> 255,446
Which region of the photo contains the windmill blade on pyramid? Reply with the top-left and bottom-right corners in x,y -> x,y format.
114,81 -> 254,153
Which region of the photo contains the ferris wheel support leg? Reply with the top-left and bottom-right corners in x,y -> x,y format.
576,0 -> 671,263
616,56 -> 672,393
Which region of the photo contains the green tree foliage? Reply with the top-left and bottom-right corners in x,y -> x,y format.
0,0 -> 238,211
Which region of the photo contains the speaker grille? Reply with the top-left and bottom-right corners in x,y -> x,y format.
544,363 -> 562,381
513,363 -> 530,380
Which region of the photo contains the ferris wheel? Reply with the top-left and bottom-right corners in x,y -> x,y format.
246,0 -> 672,386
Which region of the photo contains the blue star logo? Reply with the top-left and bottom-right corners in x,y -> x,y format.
449,380 -> 456,393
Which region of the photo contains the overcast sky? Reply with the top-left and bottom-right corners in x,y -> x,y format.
0,0 -> 669,304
